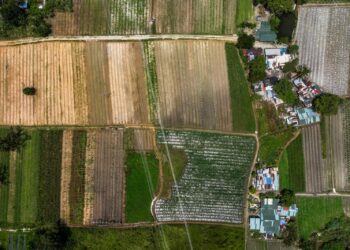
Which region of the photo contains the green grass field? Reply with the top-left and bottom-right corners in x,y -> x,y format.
236,0 -> 253,26
225,43 -> 256,133
69,224 -> 245,250
259,129 -> 295,166
125,152 -> 159,223
279,134 -> 305,192
296,197 -> 344,240
13,131 -> 41,224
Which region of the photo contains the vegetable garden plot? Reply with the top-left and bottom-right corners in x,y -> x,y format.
296,6 -> 350,96
155,130 -> 256,223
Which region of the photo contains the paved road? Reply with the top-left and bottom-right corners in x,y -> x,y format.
0,34 -> 286,49
296,192 -> 350,198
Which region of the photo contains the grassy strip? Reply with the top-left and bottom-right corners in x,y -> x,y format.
279,134 -> 305,192
125,152 -> 159,223
69,130 -> 87,224
0,129 -> 10,224
37,130 -> 63,224
225,43 -> 256,133
14,131 -> 41,225
159,145 -> 187,199
296,197 -> 344,240
236,0 -> 253,26
256,102 -> 284,136
259,129 -> 295,166
320,115 -> 327,159
143,41 -> 159,123
69,224 -> 245,249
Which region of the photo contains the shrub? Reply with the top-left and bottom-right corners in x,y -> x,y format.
282,58 -> 299,73
267,0 -> 294,14
23,87 -> 37,96
279,188 -> 295,206
270,16 -> 280,32
248,56 -> 266,83
313,94 -> 342,115
0,164 -> 9,185
239,22 -> 257,29
0,127 -> 30,151
288,44 -> 299,55
236,33 -> 255,49
249,185 -> 257,194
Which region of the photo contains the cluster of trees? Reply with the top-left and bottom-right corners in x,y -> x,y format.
23,86 -> 37,95
248,56 -> 266,83
237,33 -> 255,49
0,0 -> 72,38
274,79 -> 299,105
313,94 -> 343,115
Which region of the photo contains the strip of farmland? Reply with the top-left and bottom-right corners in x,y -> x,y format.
302,125 -> 325,193
0,41 -> 150,126
343,101 -> 350,189
155,130 -> 256,223
296,6 -> 350,96
154,40 -> 233,131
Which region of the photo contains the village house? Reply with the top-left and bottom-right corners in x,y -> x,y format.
252,168 -> 279,192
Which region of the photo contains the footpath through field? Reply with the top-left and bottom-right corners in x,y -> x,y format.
296,192 -> 350,197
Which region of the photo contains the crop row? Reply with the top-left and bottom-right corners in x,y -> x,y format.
155,130 -> 256,223
342,101 -> 350,184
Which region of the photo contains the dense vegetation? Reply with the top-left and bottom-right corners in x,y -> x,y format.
125,152 -> 159,222
274,79 -> 299,105
236,33 -> 255,49
256,101 -> 284,135
313,94 -> 343,115
248,56 -> 267,83
225,43 -> 256,132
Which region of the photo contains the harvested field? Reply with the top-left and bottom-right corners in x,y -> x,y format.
0,41 -> 150,126
153,0 -> 237,34
154,40 -> 233,131
302,124 -> 325,193
133,129 -> 154,152
91,129 -> 125,225
296,6 -> 350,96
155,130 -> 256,223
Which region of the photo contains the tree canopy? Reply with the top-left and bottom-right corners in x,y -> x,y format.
282,58 -> 299,73
270,16 -> 280,32
0,127 -> 30,151
279,188 -> 296,207
0,0 -> 28,27
313,94 -> 342,115
288,44 -> 299,55
248,56 -> 266,83
0,164 -> 9,186
236,33 -> 255,49
273,79 -> 299,105
267,0 -> 294,14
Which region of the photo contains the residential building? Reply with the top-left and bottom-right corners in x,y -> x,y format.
256,22 -> 277,42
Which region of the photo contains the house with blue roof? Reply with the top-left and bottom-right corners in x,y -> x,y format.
295,108 -> 320,126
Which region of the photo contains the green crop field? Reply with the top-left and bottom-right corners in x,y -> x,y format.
69,224 -> 245,250
296,197 -> 344,240
155,130 -> 256,223
125,152 -> 159,223
236,0 -> 254,26
225,43 -> 256,133
0,129 -> 63,226
279,134 -> 305,192
259,129 -> 295,166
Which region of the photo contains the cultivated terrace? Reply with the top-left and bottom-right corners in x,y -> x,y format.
0,0 -> 349,249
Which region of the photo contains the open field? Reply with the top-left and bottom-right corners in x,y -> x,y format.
247,239 -> 297,250
155,130 -> 256,223
236,0 -> 254,26
279,134 -> 305,192
343,197 -> 350,217
132,129 -> 155,152
296,6 -> 350,96
154,41 -> 254,132
0,129 -> 63,225
342,100 -> 350,190
69,224 -> 245,250
0,41 -> 150,126
125,152 -> 159,223
296,197 -> 344,239
302,124 -> 325,193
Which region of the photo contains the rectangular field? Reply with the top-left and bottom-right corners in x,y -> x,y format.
154,40 -> 254,132
296,196 -> 344,239
0,41 -> 150,126
155,130 -> 256,223
279,134 -> 306,192
296,6 -> 350,96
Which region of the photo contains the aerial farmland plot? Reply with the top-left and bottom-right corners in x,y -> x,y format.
0,41 -> 150,126
296,6 -> 350,96
155,130 -> 256,223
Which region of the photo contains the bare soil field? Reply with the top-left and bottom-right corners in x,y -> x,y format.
0,41 -> 150,126
50,0 -> 81,36
154,40 -> 233,131
296,6 -> 350,96
302,124 -> 325,193
133,129 -> 155,152
92,129 -> 124,225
